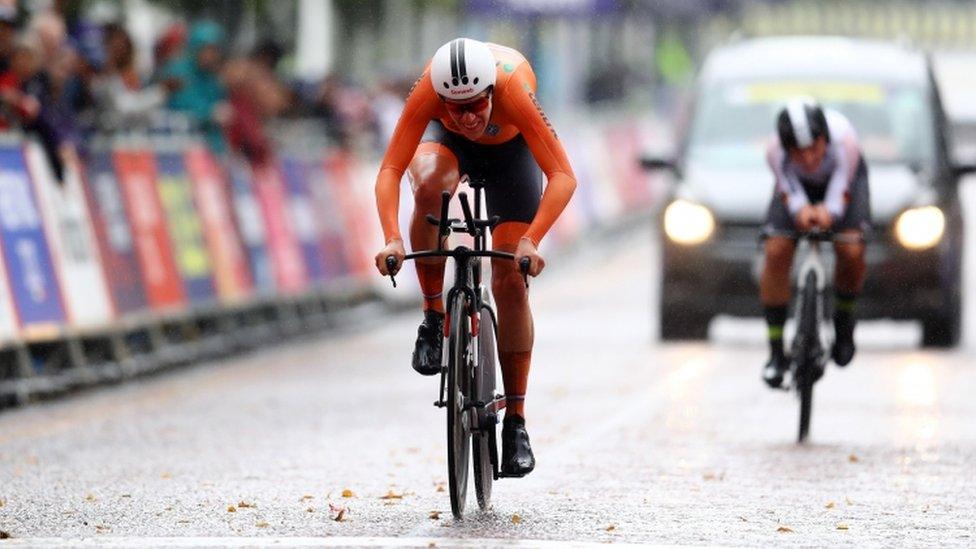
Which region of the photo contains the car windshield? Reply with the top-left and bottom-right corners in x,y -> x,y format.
686,80 -> 936,169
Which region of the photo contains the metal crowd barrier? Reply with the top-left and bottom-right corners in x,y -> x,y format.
0,127 -> 379,409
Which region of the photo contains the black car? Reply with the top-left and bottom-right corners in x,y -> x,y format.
642,37 -> 975,346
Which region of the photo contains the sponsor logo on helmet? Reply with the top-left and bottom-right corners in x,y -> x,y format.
449,88 -> 475,96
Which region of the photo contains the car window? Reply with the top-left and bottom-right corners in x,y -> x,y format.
686,80 -> 935,170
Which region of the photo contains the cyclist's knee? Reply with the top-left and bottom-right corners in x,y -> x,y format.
764,237 -> 795,271
834,242 -> 865,265
409,154 -> 459,210
492,266 -> 527,305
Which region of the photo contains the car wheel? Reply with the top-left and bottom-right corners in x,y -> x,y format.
922,293 -> 961,348
659,301 -> 710,340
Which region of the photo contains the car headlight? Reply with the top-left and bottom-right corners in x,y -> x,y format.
895,206 -> 945,250
663,199 -> 715,245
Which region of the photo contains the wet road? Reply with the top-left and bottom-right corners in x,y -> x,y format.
2,187 -> 976,547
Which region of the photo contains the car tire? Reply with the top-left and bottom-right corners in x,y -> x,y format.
921,306 -> 961,348
659,301 -> 710,340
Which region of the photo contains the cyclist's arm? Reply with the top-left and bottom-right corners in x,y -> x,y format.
375,74 -> 440,243
501,71 -> 577,246
822,134 -> 860,221
767,144 -> 809,215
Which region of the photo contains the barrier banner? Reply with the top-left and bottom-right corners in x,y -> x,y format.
114,149 -> 186,310
280,158 -> 328,283
303,158 -> 349,280
325,151 -> 373,280
251,163 -> 307,293
605,124 -> 653,210
25,142 -> 114,328
184,146 -> 252,302
0,143 -> 66,330
0,250 -> 17,342
228,160 -> 275,295
155,151 -> 217,304
82,150 -> 147,316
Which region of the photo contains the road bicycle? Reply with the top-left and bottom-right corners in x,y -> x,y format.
764,229 -> 861,442
387,181 -> 529,519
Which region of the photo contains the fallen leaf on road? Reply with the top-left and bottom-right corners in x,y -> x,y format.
227,506 -> 237,513
256,521 -> 269,528
306,507 -> 315,513
301,495 -> 314,501
848,454 -> 859,463
825,501 -> 836,509
836,522 -> 849,530
511,514 -> 522,524
776,526 -> 794,533
845,497 -> 855,506
94,525 -> 109,533
0,498 -> 6,507
379,490 -> 404,500
341,489 -> 354,498
120,494 -> 131,498
329,503 -> 347,522
605,524 -> 616,532
237,501 -> 256,509
429,510 -> 441,520
435,485 -> 445,493
738,516 -> 748,522
0,531 -> 10,539
160,472 -> 172,479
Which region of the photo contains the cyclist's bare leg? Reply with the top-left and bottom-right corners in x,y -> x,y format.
760,236 -> 796,377
833,229 -> 866,295
760,236 -> 796,306
408,144 -> 460,313
491,222 -> 533,419
831,228 -> 865,364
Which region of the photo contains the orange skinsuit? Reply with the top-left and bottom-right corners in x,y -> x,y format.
374,43 -> 577,248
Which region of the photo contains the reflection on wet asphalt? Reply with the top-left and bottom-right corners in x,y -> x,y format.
0,181 -> 974,546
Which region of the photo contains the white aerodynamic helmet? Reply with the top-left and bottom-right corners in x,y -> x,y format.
430,38 -> 496,100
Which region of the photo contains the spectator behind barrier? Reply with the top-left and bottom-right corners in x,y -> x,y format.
20,10 -> 91,183
91,23 -> 176,131
159,20 -> 228,153
0,37 -> 41,131
223,57 -> 274,167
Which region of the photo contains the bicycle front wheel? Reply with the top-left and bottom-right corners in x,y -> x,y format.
796,271 -> 819,443
472,303 -> 497,511
446,295 -> 471,519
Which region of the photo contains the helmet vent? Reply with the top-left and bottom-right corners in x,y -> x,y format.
461,76 -> 469,84
473,77 -> 479,85
452,77 -> 459,86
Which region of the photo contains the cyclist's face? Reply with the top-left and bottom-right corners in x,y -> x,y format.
789,137 -> 828,172
444,91 -> 492,139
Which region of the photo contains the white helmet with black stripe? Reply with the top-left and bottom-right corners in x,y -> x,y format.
776,97 -> 830,150
430,38 -> 496,100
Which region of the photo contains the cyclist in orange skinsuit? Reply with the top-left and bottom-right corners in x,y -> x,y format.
374,38 -> 576,476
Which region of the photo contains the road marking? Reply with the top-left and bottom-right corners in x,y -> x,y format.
0,537 -> 724,548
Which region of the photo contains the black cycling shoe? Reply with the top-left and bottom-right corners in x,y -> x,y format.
501,415 -> 535,476
411,310 -> 444,376
762,351 -> 790,389
831,333 -> 856,367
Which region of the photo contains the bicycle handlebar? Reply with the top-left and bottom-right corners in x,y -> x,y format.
385,249 -> 531,289
761,229 -> 865,245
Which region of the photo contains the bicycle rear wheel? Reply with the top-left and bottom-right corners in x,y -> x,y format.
447,296 -> 471,519
472,303 -> 497,511
796,271 -> 819,443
